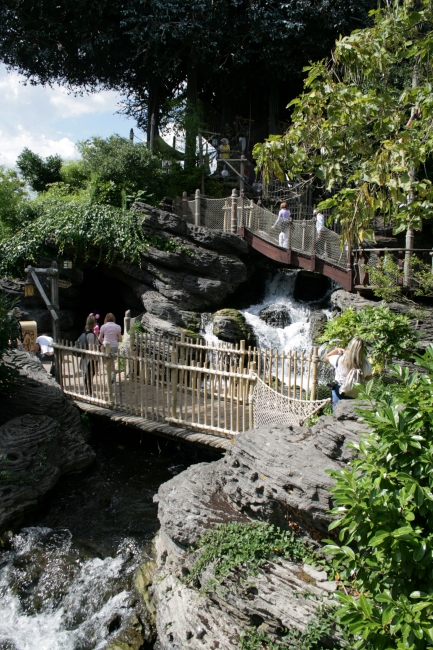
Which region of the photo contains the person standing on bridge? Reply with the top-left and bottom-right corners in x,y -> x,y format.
325,337 -> 372,410
271,202 -> 291,248
99,313 -> 122,354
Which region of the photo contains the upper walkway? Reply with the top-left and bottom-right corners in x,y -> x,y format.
176,189 -> 432,292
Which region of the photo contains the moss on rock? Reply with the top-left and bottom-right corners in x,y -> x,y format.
212,309 -> 255,346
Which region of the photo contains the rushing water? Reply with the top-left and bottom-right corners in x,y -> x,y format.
201,269 -> 332,354
0,426 -> 217,650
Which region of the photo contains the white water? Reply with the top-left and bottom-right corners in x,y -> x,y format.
0,527 -> 139,650
201,269 -> 330,354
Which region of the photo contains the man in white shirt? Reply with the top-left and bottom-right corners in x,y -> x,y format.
35,333 -> 55,375
314,209 -> 325,239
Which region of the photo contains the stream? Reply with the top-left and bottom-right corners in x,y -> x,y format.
0,427 -> 216,650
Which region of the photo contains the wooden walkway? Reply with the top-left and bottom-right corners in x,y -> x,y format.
54,333 -> 323,446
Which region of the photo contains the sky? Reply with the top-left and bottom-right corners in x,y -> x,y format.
0,63 -> 142,169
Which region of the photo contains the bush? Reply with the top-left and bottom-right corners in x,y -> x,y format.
318,306 -> 418,372
323,346 -> 433,649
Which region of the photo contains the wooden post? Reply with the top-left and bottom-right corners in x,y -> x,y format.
182,191 -> 188,219
248,360 -> 257,430
124,309 -> 131,335
240,189 -> 245,228
171,347 -> 178,418
231,188 -> 238,234
311,347 -> 319,401
287,217 -> 292,263
248,199 -> 254,228
105,342 -> 114,408
174,196 -> 180,216
223,200 -> 229,231
195,188 -> 201,226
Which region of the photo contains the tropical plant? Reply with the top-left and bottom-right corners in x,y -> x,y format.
323,346 -> 433,649
366,255 -> 433,303
254,0 -> 433,246
318,306 -> 418,371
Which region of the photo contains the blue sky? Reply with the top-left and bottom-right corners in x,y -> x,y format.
0,63 -> 142,168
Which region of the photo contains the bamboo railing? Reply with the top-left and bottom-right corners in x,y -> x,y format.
53,332 -> 320,439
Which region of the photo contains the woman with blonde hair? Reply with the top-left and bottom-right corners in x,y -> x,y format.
325,337 -> 372,408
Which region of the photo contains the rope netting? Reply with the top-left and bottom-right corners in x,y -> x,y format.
252,376 -> 331,428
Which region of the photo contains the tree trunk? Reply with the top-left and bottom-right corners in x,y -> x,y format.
146,78 -> 160,144
185,59 -> 198,168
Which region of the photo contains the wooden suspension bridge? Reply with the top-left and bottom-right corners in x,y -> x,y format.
54,332 -> 329,449
174,188 -> 432,292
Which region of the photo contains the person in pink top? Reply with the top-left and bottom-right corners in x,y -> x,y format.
98,313 -> 122,352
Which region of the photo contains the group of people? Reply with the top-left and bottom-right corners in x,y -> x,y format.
81,313 -> 122,395
272,202 -> 325,249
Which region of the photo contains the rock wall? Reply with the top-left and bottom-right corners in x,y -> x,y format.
0,351 -> 95,532
146,401 -> 365,649
1,203 -> 250,341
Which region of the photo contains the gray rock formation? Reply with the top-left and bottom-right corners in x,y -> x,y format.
150,409 -> 367,649
0,351 -> 95,531
212,308 -> 255,346
259,303 -> 291,328
309,310 -> 328,343
330,288 -> 374,312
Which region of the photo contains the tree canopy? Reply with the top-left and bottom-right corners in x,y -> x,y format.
254,0 -> 433,243
0,0 -> 375,145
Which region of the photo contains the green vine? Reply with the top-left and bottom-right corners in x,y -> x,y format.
0,199 -> 193,276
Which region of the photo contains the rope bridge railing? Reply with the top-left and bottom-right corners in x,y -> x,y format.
177,189 -> 347,271
53,332 -> 326,439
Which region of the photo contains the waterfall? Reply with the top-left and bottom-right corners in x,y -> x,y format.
0,527 -> 141,650
201,269 -> 330,353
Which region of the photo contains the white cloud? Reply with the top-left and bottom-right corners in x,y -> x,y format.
0,126 -> 78,167
0,64 -> 139,168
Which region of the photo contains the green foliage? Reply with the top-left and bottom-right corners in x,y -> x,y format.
0,294 -> 20,392
0,199 -> 188,277
322,347 -> 433,649
17,148 -> 62,193
254,1 -> 433,245
239,608 -> 346,649
366,255 -> 433,302
78,136 -> 164,207
318,306 -> 418,371
0,166 -> 28,236
187,522 -> 318,589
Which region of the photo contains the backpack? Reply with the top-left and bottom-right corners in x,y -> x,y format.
339,367 -> 365,398
76,331 -> 98,350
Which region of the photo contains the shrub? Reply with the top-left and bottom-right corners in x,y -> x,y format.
318,306 -> 418,372
323,346 -> 433,649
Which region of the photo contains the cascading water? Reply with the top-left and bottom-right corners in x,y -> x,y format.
201,269 -> 331,353
0,528 -> 138,650
0,427 -> 214,650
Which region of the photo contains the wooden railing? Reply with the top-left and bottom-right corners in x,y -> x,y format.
53,332 -> 320,439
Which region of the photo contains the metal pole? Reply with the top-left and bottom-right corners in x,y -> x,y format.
231,188 -> 238,234
240,154 -> 245,195
240,190 -> 245,228
149,113 -> 155,150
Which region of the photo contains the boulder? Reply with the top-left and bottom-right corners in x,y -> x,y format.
151,411 -> 367,649
212,309 -> 255,346
330,289 -> 374,312
309,310 -> 328,342
0,351 -> 95,531
258,303 -> 291,328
